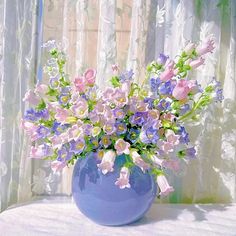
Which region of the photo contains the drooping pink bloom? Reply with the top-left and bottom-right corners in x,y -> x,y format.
23,90 -> 40,105
183,42 -> 195,55
165,129 -> 180,146
84,69 -> 96,86
20,119 -> 37,136
51,160 -> 67,172
161,141 -> 174,153
115,139 -> 130,155
172,80 -> 191,100
151,155 -> 165,167
34,83 -> 48,96
74,76 -> 87,93
55,108 -> 70,124
156,175 -> 174,196
189,57 -> 205,69
196,38 -> 215,56
187,80 -> 200,94
97,150 -> 116,174
30,144 -> 53,159
160,60 -> 175,82
115,167 -> 131,189
130,150 -> 150,172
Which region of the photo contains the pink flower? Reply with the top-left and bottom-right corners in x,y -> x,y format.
189,57 -> 205,69
112,64 -> 119,72
102,88 -> 114,101
84,69 -> 96,86
187,80 -> 199,94
97,150 -> 116,174
50,135 -> 63,149
55,108 -> 70,124
148,109 -> 160,120
67,124 -> 83,141
20,119 -> 37,137
23,90 -> 40,105
115,139 -> 130,155
196,38 -> 215,56
51,161 -> 67,172
130,150 -> 150,172
34,83 -> 48,96
172,80 -> 191,100
115,167 -> 131,189
161,141 -> 174,153
183,42 -> 195,55
160,60 -> 175,82
166,129 -> 180,145
161,113 -> 176,122
103,122 -> 116,135
156,175 -> 174,196
71,98 -> 88,119
30,144 -> 52,159
74,76 -> 86,93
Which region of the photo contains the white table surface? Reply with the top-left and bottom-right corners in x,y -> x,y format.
0,197 -> 236,236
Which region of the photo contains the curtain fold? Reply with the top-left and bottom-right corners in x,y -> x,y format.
0,0 -> 42,212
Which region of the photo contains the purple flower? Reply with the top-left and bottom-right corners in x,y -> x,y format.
113,108 -> 125,119
57,146 -> 73,161
150,77 -> 161,92
36,125 -> 50,139
69,138 -> 85,154
157,99 -> 171,111
60,86 -> 71,94
91,138 -> 100,149
119,69 -> 134,82
159,81 -> 175,95
178,126 -> 189,144
179,104 -> 190,115
143,98 -> 155,109
129,112 -> 148,126
52,122 -> 68,135
49,77 -> 60,89
59,93 -> 70,105
100,135 -> 111,148
140,126 -> 159,144
127,128 -> 140,143
36,109 -> 49,120
115,122 -> 127,135
157,53 -> 169,65
24,108 -> 38,121
185,147 -> 196,159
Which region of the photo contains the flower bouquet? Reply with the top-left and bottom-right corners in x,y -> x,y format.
22,38 -> 223,225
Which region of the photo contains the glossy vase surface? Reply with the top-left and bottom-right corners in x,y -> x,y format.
72,153 -> 157,226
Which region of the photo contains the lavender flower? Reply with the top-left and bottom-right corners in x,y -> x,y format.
36,125 -> 50,139
119,69 -> 134,82
52,122 -> 68,135
36,109 -> 49,120
129,112 -> 148,126
179,104 -> 190,115
157,98 -> 171,111
127,128 -> 140,143
158,81 -> 175,95
150,77 -> 161,92
69,138 -> 85,154
157,53 -> 169,65
59,93 -> 70,105
178,126 -> 189,144
115,122 -> 127,135
49,77 -> 60,89
57,146 -> 73,161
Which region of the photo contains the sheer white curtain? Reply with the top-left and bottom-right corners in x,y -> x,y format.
0,0 -> 235,212
0,0 -> 43,212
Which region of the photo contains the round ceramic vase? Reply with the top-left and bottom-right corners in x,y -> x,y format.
72,153 -> 157,226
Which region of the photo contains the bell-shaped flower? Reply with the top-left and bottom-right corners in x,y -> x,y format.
71,98 -> 88,119
84,68 -> 96,86
172,80 -> 191,100
160,60 -> 175,82
74,76 -> 86,93
115,139 -> 130,155
55,108 -> 70,124
115,167 -> 131,189
103,122 -> 116,135
51,160 -> 67,172
189,57 -> 205,69
130,150 -> 150,172
30,144 -> 53,159
97,150 -> 116,174
183,42 -> 195,55
156,175 -> 174,196
113,89 -> 128,107
23,90 -> 40,105
196,38 -> 215,56
165,129 -> 180,146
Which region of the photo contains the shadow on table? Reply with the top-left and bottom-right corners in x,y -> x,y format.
127,203 -> 233,226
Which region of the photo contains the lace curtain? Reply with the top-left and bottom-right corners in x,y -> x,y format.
0,0 -> 236,212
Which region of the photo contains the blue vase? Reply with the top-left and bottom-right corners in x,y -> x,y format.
72,153 -> 157,226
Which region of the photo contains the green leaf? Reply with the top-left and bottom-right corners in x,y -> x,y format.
46,87 -> 58,97
36,99 -> 46,111
110,76 -> 121,88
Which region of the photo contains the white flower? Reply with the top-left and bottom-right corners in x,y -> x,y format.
115,167 -> 131,189
97,150 -> 116,175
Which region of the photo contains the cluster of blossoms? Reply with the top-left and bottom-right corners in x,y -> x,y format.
22,38 -> 223,196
